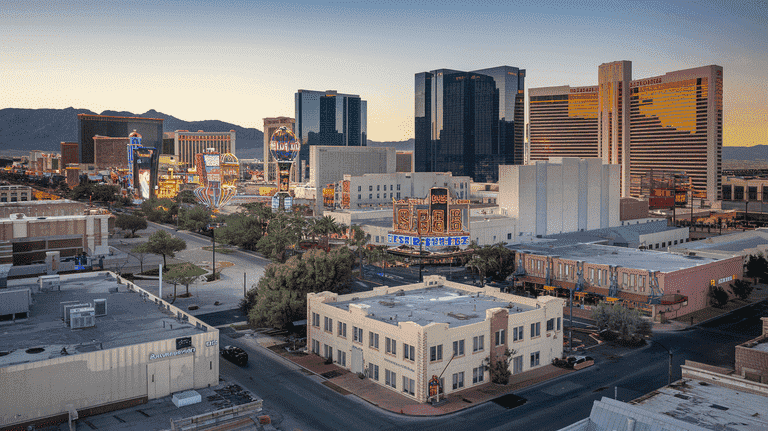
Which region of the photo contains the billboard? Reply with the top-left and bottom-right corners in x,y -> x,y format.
132,146 -> 158,200
389,187 -> 470,249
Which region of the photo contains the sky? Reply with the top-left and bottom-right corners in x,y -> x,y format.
1,0 -> 766,146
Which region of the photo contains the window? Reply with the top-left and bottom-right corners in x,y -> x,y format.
404,343 -> 415,361
369,185 -> 373,191
377,185 -> 380,191
385,337 -> 397,355
430,345 -> 443,361
452,372 -> 464,389
557,317 -> 561,331
369,194 -> 372,199
530,351 -> 540,367
338,321 -> 347,338
377,193 -> 380,199
369,332 -> 379,349
472,366 -> 484,384
531,322 -> 541,338
323,344 -> 333,359
312,312 -> 320,327
402,377 -> 415,395
358,194 -> 361,200
312,339 -> 320,354
368,363 -> 379,381
623,273 -> 628,286
495,329 -> 506,346
513,355 -> 523,374
358,186 -> 361,192
337,350 -> 346,366
453,339 -> 465,356
353,326 -> 363,343
546,318 -> 554,331
513,326 -> 523,341
397,184 -> 401,191
507,233 -> 512,240
385,369 -> 397,388
375,236 -> 380,243
473,335 -> 484,352
590,268 -> 594,281
396,192 -> 400,199
324,316 -> 333,332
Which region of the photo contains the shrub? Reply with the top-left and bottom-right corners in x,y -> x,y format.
708,285 -> 729,308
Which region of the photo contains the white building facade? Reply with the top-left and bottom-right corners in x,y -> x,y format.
335,172 -> 471,210
499,157 -> 620,237
307,276 -> 564,403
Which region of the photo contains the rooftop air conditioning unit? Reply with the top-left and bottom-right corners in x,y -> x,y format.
64,303 -> 91,324
70,307 -> 96,329
93,299 -> 107,317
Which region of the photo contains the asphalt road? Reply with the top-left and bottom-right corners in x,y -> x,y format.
214,300 -> 765,431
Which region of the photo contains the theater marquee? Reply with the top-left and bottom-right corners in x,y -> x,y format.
389,187 -> 470,248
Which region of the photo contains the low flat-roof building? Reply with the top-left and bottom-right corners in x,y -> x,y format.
670,228 -> 768,260
509,240 -> 742,319
0,272 -> 219,430
0,199 -> 88,219
736,317 -> 768,384
308,276 -> 564,403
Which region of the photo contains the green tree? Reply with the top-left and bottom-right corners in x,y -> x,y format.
241,248 -> 355,329
745,253 -> 768,284
145,229 -> 187,267
729,279 -> 754,301
175,190 -> 197,204
166,262 -> 201,298
346,225 -> 369,279
141,198 -> 178,224
592,302 -> 650,344
115,214 -> 148,238
131,242 -> 151,273
707,285 -> 730,308
483,348 -> 516,385
256,212 -> 303,263
178,205 -> 213,232
216,212 -> 265,251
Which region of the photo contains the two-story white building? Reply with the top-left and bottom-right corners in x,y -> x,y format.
307,276 -> 564,403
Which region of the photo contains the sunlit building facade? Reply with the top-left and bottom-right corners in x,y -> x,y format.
529,62 -> 723,204
415,66 -> 525,183
174,130 -> 236,170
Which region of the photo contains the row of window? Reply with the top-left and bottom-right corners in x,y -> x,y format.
360,184 -> 402,192
312,313 -> 416,361
359,193 -> 399,200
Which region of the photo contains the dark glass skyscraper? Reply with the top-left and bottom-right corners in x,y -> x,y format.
295,90 -> 367,181
415,66 -> 525,182
77,114 -> 163,164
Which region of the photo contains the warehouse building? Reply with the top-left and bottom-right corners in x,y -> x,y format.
307,276 -> 564,403
0,272 -> 219,430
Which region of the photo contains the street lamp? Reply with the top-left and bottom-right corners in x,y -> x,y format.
655,340 -> 674,386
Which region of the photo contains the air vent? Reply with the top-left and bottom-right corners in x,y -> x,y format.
710,404 -> 729,411
93,299 -> 107,316
674,394 -> 690,400
70,307 -> 96,329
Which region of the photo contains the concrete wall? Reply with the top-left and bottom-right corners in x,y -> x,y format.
0,289 -> 30,316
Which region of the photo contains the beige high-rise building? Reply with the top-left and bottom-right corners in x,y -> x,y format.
174,130 -> 236,170
529,62 -> 723,204
263,117 -> 296,184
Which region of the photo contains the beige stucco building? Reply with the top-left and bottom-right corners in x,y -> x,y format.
0,272 -> 219,430
307,276 -> 564,403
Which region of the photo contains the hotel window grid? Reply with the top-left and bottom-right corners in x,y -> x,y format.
531,322 -> 541,338
452,372 -> 465,390
472,366 -> 484,384
530,351 -> 540,367
324,316 -> 333,332
496,329 -> 507,346
385,337 -> 397,355
430,345 -> 443,362
338,321 -> 347,338
404,343 -> 415,361
473,335 -> 484,352
453,339 -> 465,356
369,332 -> 379,349
353,326 -> 363,343
402,377 -> 415,396
369,363 -> 379,381
385,369 -> 397,388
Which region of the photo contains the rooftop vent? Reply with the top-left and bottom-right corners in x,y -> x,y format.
673,394 -> 690,400
447,312 -> 478,320
710,404 -> 729,411
93,299 -> 107,317
25,348 -> 45,354
379,300 -> 398,307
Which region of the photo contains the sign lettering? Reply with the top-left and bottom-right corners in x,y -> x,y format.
149,347 -> 196,360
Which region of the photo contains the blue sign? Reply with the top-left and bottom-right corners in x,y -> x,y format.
388,234 -> 469,247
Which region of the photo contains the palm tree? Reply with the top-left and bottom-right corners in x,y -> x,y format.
346,225 -> 370,279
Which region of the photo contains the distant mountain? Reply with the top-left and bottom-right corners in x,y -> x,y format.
0,107 -> 263,157
366,138 -> 414,152
722,145 -> 768,161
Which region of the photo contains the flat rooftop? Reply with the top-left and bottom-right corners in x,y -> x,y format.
631,379 -> 768,430
0,272 -> 205,367
330,286 -> 535,327
507,242 -> 721,273
672,229 -> 768,256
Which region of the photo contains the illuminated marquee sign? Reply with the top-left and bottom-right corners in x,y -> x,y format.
389,187 -> 470,248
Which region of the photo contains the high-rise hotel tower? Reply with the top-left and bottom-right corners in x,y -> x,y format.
529,62 -> 723,204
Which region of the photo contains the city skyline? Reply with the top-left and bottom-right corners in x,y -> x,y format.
2,0 -> 765,146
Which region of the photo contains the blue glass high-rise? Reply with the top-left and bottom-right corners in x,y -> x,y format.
415,66 -> 525,182
295,90 -> 367,182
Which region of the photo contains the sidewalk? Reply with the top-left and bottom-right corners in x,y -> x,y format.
249,333 -> 572,416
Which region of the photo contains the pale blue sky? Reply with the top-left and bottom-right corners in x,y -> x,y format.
2,0 -> 766,145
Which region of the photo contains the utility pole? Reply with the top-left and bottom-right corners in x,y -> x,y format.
656,341 -> 673,386
212,227 -> 216,280
243,272 -> 246,297
419,236 -> 423,283
569,287 -> 574,353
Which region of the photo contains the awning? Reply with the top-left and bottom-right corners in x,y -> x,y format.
606,297 -> 620,302
543,285 -> 556,291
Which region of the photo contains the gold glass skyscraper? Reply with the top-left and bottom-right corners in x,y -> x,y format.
529,62 -> 723,203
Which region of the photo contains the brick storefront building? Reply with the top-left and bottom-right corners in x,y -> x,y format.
735,317 -> 768,384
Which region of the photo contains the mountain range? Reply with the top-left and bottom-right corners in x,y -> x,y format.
0,108 -> 762,160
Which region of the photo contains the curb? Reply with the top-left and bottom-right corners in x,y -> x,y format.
690,297 -> 768,328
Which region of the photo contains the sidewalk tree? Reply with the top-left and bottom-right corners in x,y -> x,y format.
131,242 -> 151,273
166,263 -> 201,298
483,348 -> 516,385
729,279 -> 754,301
175,190 -> 197,204
241,248 -> 355,329
745,253 -> 768,284
145,229 -> 186,267
178,205 -> 212,232
346,225 -> 370,279
592,302 -> 650,345
707,285 -> 730,308
115,214 -> 148,238
465,243 -> 514,282
217,212 -> 265,251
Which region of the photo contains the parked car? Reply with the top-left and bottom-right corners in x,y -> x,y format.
220,345 -> 248,366
553,355 -> 594,370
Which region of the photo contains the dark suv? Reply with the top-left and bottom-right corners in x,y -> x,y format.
220,345 -> 248,366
